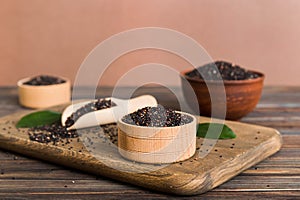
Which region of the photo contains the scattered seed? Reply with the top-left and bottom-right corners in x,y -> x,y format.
28,123 -> 78,144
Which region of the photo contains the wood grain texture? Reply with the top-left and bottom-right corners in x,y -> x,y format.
0,86 -> 299,199
0,100 -> 281,195
117,112 -> 196,163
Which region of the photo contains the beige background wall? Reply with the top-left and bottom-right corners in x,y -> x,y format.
1,0 -> 300,86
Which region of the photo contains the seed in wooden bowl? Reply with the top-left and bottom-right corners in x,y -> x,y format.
118,107 -> 196,163
121,106 -> 193,127
23,75 -> 66,86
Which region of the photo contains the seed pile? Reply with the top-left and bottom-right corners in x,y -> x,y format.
24,75 -> 66,85
28,122 -> 78,144
186,61 -> 260,81
28,122 -> 118,146
122,106 -> 193,127
28,98 -> 116,144
65,98 -> 116,128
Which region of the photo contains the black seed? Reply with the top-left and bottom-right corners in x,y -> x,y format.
185,61 -> 261,81
122,106 -> 193,127
23,75 -> 66,86
65,98 -> 116,128
27,122 -> 79,144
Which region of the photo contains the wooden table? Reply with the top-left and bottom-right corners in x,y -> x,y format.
0,86 -> 299,199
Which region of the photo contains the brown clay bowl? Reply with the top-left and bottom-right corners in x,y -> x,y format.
180,69 -> 265,120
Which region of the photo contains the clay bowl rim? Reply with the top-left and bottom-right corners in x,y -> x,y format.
17,75 -> 71,89
180,69 -> 265,85
118,111 -> 196,130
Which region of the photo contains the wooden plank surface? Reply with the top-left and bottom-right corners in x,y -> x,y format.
0,86 -> 299,199
0,107 -> 282,195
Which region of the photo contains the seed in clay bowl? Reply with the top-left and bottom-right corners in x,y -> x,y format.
181,60 -> 265,120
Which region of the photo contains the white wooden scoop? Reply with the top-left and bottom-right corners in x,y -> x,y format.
61,95 -> 157,130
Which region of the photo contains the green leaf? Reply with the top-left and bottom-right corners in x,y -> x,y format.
197,123 -> 236,139
16,110 -> 62,128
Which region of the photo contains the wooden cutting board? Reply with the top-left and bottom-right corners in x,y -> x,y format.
0,105 -> 282,195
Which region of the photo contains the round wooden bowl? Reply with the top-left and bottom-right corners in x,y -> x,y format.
17,76 -> 71,109
117,112 -> 197,164
180,69 -> 265,120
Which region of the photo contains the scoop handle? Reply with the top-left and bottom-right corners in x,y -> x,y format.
103,95 -> 158,123
68,95 -> 157,130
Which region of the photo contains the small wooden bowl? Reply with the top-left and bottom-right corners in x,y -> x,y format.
118,112 -> 197,164
17,76 -> 71,109
180,69 -> 265,120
